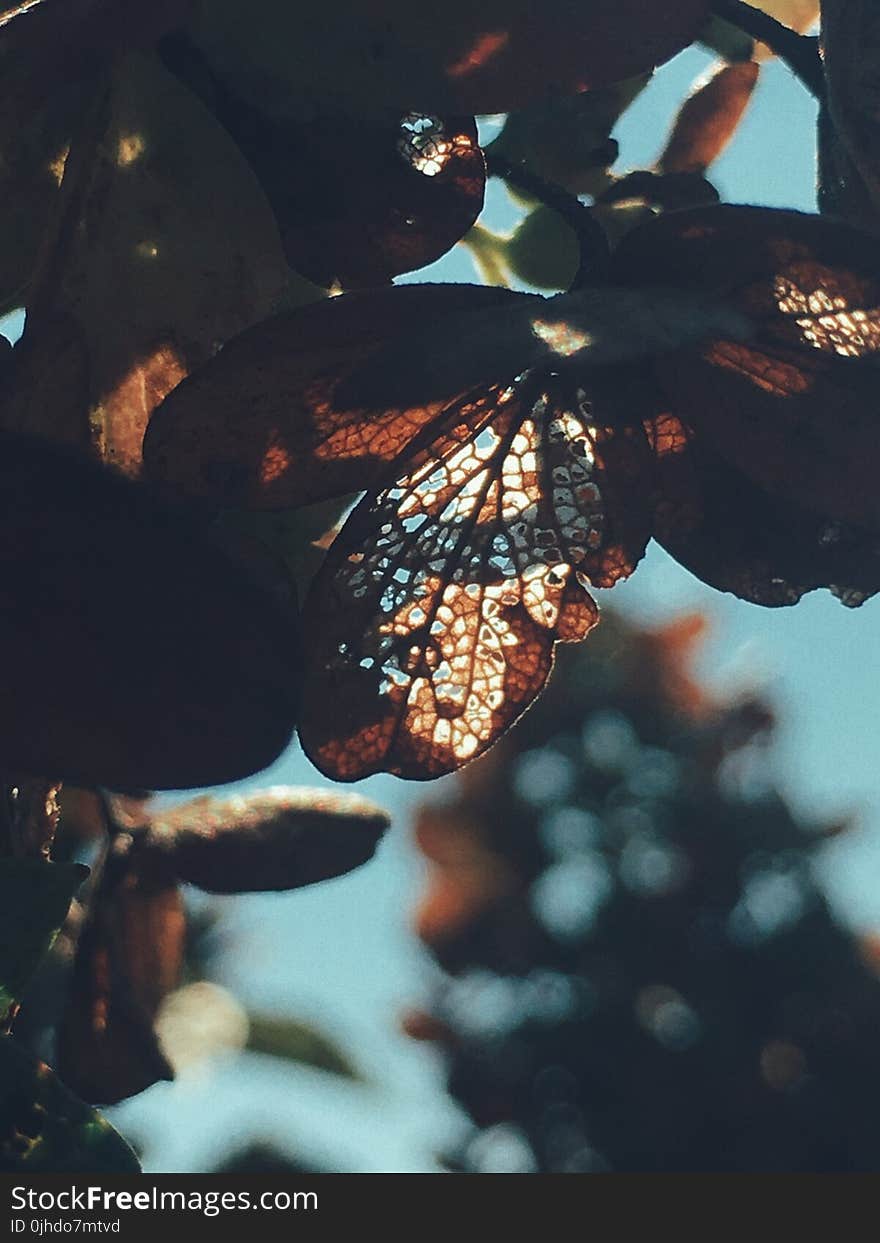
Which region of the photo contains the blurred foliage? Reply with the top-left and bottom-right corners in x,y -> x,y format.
408,611 -> 880,1171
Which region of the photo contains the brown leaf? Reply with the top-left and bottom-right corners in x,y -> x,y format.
143,284 -> 524,508
3,51 -> 287,473
190,0 -> 710,116
56,834 -> 181,1105
167,44 -> 487,289
141,787 -> 390,892
610,204 -> 880,528
143,281 -> 747,511
0,432 -> 301,789
297,374 -> 653,781
646,412 -> 880,607
660,60 -> 760,175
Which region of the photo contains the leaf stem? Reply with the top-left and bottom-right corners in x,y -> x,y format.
485,151 -> 610,289
711,0 -> 824,99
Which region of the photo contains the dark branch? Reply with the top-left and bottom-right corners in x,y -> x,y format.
711,0 -> 824,99
484,151 -> 610,290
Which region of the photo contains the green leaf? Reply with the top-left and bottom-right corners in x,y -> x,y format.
0,858 -> 87,1024
0,1037 -> 139,1172
245,1013 -> 359,1080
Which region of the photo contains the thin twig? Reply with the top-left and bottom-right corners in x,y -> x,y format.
485,151 -> 610,289
711,0 -> 825,99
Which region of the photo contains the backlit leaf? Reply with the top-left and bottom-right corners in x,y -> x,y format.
659,60 -> 760,175
611,205 -> 880,529
143,282 -> 748,509
298,374 -> 652,780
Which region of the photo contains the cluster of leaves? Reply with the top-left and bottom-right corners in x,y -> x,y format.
1,0 -> 879,1173
2,783 -> 387,1170
404,611 -> 880,1172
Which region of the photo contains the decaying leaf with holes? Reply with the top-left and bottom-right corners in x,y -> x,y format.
0,1036 -> 139,1170
130,786 -> 390,892
2,51 -> 287,473
611,206 -> 880,533
188,0 -> 710,117
56,834 -> 181,1105
145,278 -> 750,781
819,0 -> 880,233
0,431 -> 301,789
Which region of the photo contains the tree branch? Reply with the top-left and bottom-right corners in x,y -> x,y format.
711,0 -> 825,99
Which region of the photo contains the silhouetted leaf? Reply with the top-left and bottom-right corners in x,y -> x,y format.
0,0 -> 187,120
0,1036 -> 139,1171
189,0 -> 709,116
819,0 -> 880,231
0,859 -> 87,1025
160,40 -> 486,288
0,432 -> 301,788
646,412 -> 880,607
140,786 -> 390,892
